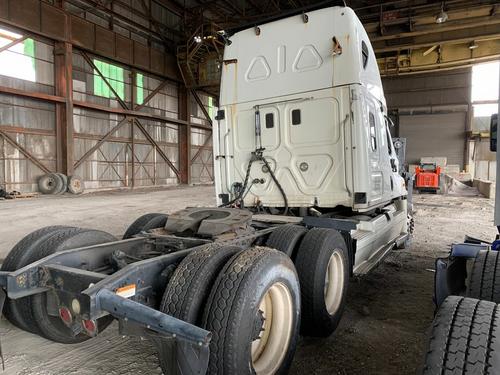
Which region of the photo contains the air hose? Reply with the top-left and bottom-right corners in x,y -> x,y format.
220,149 -> 288,215
220,106 -> 289,215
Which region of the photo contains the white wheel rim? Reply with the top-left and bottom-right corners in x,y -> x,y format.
251,282 -> 293,375
324,250 -> 345,315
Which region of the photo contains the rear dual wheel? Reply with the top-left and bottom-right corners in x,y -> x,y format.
294,228 -> 350,337
2,226 -> 116,343
266,225 -> 349,337
159,245 -> 300,375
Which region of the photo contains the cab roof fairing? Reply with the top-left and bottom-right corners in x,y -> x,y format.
219,6 -> 386,107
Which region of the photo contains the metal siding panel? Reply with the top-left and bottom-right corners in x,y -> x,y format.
95,26 -> 115,56
41,3 -> 66,40
115,35 -> 133,64
0,0 -> 7,17
400,112 -> 466,168
9,0 -> 41,31
133,41 -> 149,70
71,16 -> 95,50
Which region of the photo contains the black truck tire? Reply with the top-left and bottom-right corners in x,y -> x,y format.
27,228 -> 117,343
423,296 -> 500,375
202,247 -> 300,375
295,227 -> 349,337
157,244 -> 243,374
55,173 -> 68,194
142,214 -> 168,233
265,224 -> 308,258
160,244 -> 243,323
1,225 -> 73,333
38,173 -> 64,195
123,213 -> 164,239
467,250 -> 500,303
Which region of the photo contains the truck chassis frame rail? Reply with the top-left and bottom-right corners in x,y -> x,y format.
0,225 -> 274,375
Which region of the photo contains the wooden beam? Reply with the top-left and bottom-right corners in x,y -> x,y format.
73,117 -> 129,169
0,129 -> 52,174
190,89 -> 213,127
134,119 -> 180,178
0,85 -> 65,103
191,134 -> 212,163
0,36 -> 27,54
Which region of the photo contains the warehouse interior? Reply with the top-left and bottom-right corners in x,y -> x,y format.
0,1 -> 500,374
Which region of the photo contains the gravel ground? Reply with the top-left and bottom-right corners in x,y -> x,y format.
0,187 -> 496,374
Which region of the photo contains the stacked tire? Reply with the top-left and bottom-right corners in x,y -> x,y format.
38,173 -> 84,195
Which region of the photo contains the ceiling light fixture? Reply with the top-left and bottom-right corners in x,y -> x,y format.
469,41 -> 479,50
435,2 -> 448,24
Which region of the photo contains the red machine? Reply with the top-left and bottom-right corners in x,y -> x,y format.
415,163 -> 441,192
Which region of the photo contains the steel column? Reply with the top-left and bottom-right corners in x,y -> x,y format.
178,85 -> 191,184
54,41 -> 74,175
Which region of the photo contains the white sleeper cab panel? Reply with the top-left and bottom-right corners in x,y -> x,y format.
214,5 -> 406,210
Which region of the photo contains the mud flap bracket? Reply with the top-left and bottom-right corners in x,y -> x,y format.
96,289 -> 210,375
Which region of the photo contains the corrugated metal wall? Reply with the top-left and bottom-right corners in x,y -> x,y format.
0,37 -> 56,192
0,32 -> 214,192
383,69 -> 471,170
190,92 -> 214,185
399,113 -> 466,167
72,50 -> 181,190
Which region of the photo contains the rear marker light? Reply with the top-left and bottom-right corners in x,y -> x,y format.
59,307 -> 72,325
82,319 -> 97,336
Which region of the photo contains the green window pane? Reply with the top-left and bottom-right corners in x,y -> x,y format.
136,73 -> 144,105
208,96 -> 214,119
23,38 -> 35,70
93,59 -> 125,100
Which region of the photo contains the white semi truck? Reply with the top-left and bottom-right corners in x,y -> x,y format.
0,4 -> 411,375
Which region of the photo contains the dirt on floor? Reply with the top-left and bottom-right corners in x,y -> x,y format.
0,187 -> 497,375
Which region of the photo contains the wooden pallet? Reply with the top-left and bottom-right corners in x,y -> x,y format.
3,192 -> 39,200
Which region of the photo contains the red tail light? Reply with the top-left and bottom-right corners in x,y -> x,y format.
59,307 -> 72,325
82,319 -> 97,336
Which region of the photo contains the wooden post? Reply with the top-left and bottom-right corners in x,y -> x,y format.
54,41 -> 74,176
178,85 -> 191,184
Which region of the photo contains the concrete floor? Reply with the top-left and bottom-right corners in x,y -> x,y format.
0,185 -> 216,259
0,186 -> 497,374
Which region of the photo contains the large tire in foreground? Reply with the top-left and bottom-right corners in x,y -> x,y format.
467,250 -> 500,303
157,244 -> 243,374
202,247 -> 300,375
295,227 -> 349,337
266,224 -> 307,258
27,228 -> 117,343
423,296 -> 500,374
123,213 -> 165,239
1,226 -> 73,333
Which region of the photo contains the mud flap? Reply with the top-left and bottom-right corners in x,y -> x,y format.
97,289 -> 210,375
151,337 -> 209,375
119,319 -> 209,375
